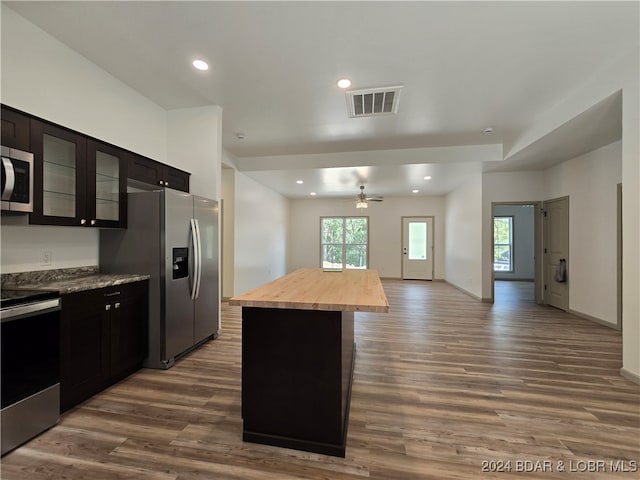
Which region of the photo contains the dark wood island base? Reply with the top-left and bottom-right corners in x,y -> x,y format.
241,307 -> 355,457
230,268 -> 389,457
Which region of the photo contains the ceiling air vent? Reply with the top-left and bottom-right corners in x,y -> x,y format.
346,85 -> 403,118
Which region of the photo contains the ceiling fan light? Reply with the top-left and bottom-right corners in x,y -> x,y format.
356,200 -> 368,209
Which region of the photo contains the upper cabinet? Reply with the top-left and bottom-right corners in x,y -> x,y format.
87,139 -> 127,228
129,153 -> 190,192
1,106 -> 31,151
2,105 -> 191,228
29,119 -> 127,228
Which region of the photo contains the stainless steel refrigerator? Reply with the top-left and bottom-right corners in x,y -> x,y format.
100,189 -> 219,369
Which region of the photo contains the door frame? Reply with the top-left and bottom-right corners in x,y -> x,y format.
490,202 -> 543,304
400,215 -> 434,280
542,195 -> 570,310
617,183 -> 622,330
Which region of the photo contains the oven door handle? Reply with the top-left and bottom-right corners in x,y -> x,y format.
0,299 -> 61,323
2,156 -> 16,201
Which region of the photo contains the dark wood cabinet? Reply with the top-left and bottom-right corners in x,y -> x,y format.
129,153 -> 190,192
29,119 -> 127,228
60,281 -> 148,412
1,106 -> 30,151
86,139 -> 128,228
30,120 -> 88,226
60,288 -> 109,411
109,281 -> 148,380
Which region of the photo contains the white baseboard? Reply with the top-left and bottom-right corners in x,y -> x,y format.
444,280 -> 486,302
620,367 -> 640,385
568,308 -> 619,330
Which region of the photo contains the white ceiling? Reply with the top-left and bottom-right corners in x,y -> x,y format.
6,1 -> 637,199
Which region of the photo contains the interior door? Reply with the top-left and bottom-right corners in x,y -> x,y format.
543,197 -> 569,310
402,217 -> 433,280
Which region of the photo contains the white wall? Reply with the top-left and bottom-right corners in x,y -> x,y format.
167,106 -> 222,200
0,217 -> 98,273
289,196 -> 445,279
544,141 -> 622,326
0,5 -> 167,161
481,172 -> 546,298
1,5 -> 222,274
234,172 -> 289,293
221,167 -> 235,298
498,47 -> 638,379
445,174 -> 483,299
494,205 -> 535,280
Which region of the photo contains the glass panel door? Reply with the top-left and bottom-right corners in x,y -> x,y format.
95,151 -> 120,221
408,222 -> 427,260
42,134 -> 77,218
402,217 -> 433,280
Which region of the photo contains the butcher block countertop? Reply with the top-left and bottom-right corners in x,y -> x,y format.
229,268 -> 389,313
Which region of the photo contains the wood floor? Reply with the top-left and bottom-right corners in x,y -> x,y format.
2,280 -> 638,479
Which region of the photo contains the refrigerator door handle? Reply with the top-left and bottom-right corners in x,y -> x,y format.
194,218 -> 203,299
190,218 -> 199,300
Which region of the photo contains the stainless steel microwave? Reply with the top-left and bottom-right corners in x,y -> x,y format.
1,145 -> 33,213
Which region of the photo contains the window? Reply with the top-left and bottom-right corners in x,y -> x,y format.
321,217 -> 368,269
494,216 -> 513,272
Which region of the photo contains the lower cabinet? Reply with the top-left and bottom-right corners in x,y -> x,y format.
60,280 -> 148,412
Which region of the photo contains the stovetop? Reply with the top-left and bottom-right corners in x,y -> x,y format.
0,289 -> 60,309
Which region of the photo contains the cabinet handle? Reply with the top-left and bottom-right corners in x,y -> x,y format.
165,181 -> 169,187
105,304 -> 111,311
91,219 -> 96,226
159,180 -> 164,186
114,302 -> 120,309
103,291 -> 121,297
80,219 -> 87,225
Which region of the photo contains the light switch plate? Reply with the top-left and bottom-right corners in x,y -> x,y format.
40,250 -> 52,266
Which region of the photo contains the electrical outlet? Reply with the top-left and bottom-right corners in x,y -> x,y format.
40,250 -> 52,266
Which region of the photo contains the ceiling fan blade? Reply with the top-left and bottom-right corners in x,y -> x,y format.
366,198 -> 384,202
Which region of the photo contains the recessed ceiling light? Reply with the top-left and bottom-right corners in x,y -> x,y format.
235,132 -> 246,140
296,180 -> 304,184
337,78 -> 351,89
423,175 -> 432,180
310,192 -> 316,196
192,59 -> 209,71
412,189 -> 419,194
483,127 -> 494,134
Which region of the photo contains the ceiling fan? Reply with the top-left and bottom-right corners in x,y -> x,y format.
354,185 -> 383,208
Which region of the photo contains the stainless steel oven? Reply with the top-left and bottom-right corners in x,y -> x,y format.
1,289 -> 60,456
1,145 -> 34,213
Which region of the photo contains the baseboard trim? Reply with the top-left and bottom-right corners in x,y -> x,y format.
444,280 -> 484,302
568,308 -> 619,331
620,368 -> 640,385
494,278 -> 534,282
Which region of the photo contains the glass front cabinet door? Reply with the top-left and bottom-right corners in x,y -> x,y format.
30,120 -> 87,226
86,140 -> 127,228
30,120 -> 126,228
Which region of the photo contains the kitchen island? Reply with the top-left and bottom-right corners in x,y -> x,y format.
229,268 -> 389,457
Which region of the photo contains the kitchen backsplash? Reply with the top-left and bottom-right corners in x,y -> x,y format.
0,221 -> 99,274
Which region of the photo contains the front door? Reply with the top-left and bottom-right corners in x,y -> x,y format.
402,217 -> 433,280
543,197 -> 569,310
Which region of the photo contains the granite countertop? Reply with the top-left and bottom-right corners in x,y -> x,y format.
1,266 -> 149,294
